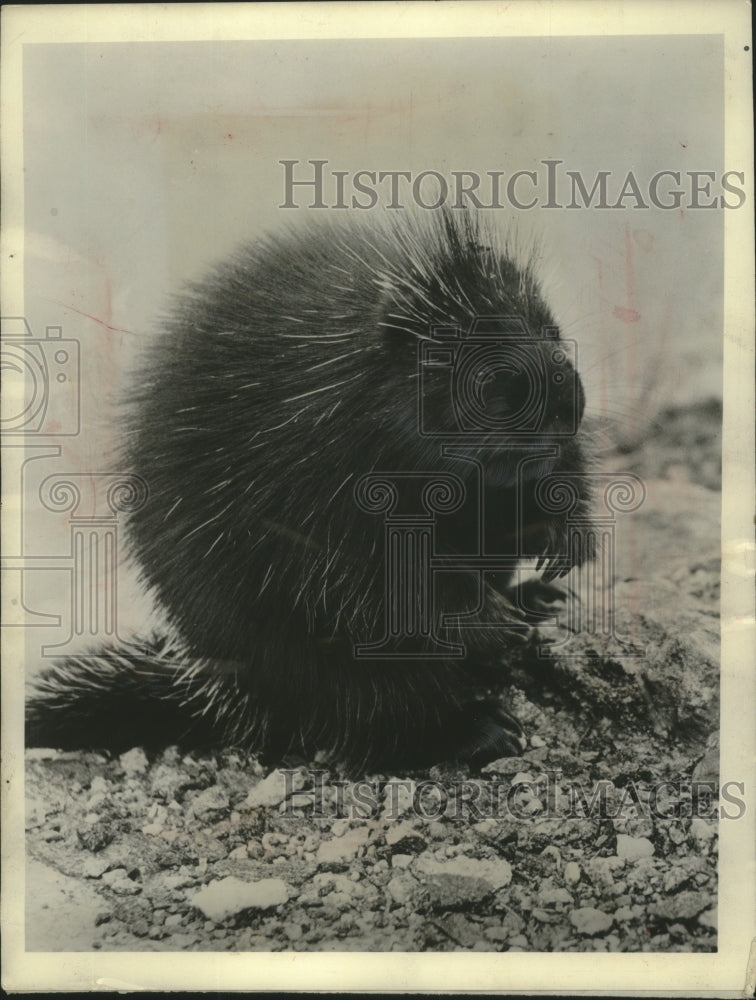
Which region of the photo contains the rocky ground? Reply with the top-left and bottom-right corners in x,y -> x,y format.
25,400 -> 722,953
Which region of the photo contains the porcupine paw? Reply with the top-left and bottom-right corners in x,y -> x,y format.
448,697 -> 528,767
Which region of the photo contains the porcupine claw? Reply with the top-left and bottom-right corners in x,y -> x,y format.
449,697 -> 528,767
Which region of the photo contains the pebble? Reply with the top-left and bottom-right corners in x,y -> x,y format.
391,854 -> 412,869
316,826 -> 370,864
119,748 -> 149,775
386,875 -> 415,906
414,854 -> 513,890
385,821 -> 426,851
615,835 -> 655,861
563,861 -> 581,885
538,886 -> 573,906
148,765 -> 186,801
698,907 -> 717,930
570,907 -> 614,936
480,757 -> 532,776
243,769 -> 303,809
192,877 -> 289,920
411,853 -> 512,909
508,934 -> 529,948
191,786 -> 229,819
82,857 -> 110,879
483,926 -> 510,942
649,890 -> 710,922
689,818 -> 717,842
472,819 -> 497,836
101,868 -> 128,885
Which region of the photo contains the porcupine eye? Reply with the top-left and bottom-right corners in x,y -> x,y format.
473,363 -> 531,423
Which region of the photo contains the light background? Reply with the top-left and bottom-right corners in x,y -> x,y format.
18,34 -> 725,631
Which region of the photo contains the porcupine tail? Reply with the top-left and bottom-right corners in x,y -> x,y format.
25,634 -> 250,755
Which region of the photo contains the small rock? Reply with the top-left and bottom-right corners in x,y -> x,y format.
570,907 -> 614,936
76,821 -> 114,852
385,821 -> 426,853
414,854 -> 512,890
192,877 -> 289,920
148,764 -> 187,800
159,873 -> 194,891
243,769 -> 303,809
101,868 -> 128,886
698,907 -> 717,930
483,926 -> 510,943
689,818 -> 716,842
473,819 -> 497,836
616,835 -> 654,861
316,826 -> 370,863
433,912 -> 480,948
412,853 -> 512,909
511,771 -> 535,786
164,914 -> 184,928
667,825 -> 687,845
480,757 -> 532,776
391,854 -> 412,869
191,786 -> 229,819
649,890 -> 710,922
426,821 -> 447,840
386,875 -> 415,906
530,735 -> 547,748
82,857 -> 110,879
119,747 -> 149,775
563,861 -> 581,885
538,886 -> 573,907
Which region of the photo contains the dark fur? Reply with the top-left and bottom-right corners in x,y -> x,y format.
26,211 -> 593,770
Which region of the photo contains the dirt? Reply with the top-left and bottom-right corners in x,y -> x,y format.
25,400 -> 722,953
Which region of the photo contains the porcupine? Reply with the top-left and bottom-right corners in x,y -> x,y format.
25,209 -> 594,771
